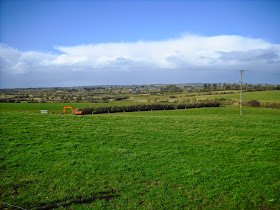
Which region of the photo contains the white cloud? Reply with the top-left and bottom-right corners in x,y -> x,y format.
1,35 -> 280,88
0,44 -> 56,74
51,35 -> 279,69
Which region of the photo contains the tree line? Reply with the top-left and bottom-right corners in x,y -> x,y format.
1,83 -> 279,103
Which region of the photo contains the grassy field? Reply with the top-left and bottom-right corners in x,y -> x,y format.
132,90 -> 280,103
193,90 -> 280,102
1,106 -> 279,209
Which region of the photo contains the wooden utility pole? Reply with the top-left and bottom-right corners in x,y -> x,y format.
240,70 -> 245,118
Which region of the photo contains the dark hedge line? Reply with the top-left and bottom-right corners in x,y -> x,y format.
0,98 -> 21,103
81,102 -> 221,115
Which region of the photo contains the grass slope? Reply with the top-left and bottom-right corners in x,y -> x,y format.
0,107 -> 280,209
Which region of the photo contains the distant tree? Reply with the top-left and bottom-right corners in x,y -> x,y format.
203,84 -> 211,92
76,95 -> 82,103
161,85 -> 183,93
225,84 -> 231,90
212,84 -> 217,91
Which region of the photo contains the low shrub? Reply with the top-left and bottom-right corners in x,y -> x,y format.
113,96 -> 129,101
247,99 -> 260,107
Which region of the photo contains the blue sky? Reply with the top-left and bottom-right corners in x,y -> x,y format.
0,0 -> 280,88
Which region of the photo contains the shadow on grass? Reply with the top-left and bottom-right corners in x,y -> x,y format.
33,189 -> 119,209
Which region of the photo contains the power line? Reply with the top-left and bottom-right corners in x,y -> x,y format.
240,70 -> 246,118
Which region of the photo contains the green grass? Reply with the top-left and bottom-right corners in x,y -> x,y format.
1,106 -> 279,209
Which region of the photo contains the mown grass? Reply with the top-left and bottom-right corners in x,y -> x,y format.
1,106 -> 279,209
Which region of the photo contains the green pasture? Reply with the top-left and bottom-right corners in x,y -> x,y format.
121,90 -> 280,105
1,106 -> 279,209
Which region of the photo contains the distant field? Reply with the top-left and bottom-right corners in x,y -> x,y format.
126,90 -> 280,105
193,90 -> 280,102
0,90 -> 279,114
1,107 -> 279,209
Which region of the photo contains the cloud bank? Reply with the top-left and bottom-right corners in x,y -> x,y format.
1,35 -> 280,88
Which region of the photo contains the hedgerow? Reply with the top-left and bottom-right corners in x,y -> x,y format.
81,101 -> 221,115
